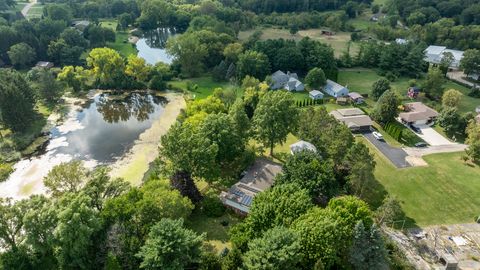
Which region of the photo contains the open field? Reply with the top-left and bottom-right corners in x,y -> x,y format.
338,68 -> 479,114
99,19 -> 118,31
359,137 -> 480,227
238,27 -> 359,57
26,3 -> 43,19
14,0 -> 28,11
168,77 -> 237,100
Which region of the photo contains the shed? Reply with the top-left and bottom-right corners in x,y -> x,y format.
290,140 -> 317,155
324,79 -> 349,98
36,61 -> 54,69
348,92 -> 364,104
309,90 -> 324,100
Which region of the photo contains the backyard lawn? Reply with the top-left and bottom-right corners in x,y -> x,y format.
107,32 -> 137,57
359,137 -> 480,227
168,77 -> 238,100
99,19 -> 118,31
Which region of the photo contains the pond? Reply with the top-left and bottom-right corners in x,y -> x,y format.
136,28 -> 178,65
0,92 -> 169,199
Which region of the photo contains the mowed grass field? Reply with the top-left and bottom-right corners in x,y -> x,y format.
359,137 -> 480,227
26,3 -> 43,19
107,32 -> 137,57
238,27 -> 359,57
338,68 -> 479,114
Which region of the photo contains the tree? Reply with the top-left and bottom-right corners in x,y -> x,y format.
438,107 -> 465,137
465,121 -> 480,163
86,48 -> 125,88
43,161 -> 87,197
252,91 -> 298,156
223,43 -> 243,63
27,67 -> 64,104
236,50 -> 271,80
125,55 -> 151,82
372,90 -> 399,125
57,66 -> 87,92
423,67 -> 445,99
276,150 -> 336,202
371,78 -> 391,100
7,43 -> 36,68
342,142 -> 376,200
243,227 -> 302,270
47,38 -> 84,65
167,33 -> 207,77
170,171 -> 203,204
442,89 -> 462,108
0,198 -> 29,251
461,49 -> 480,77
228,99 -> 251,142
54,193 -> 101,269
375,195 -> 404,225
136,218 -> 204,270
305,67 -> 326,89
0,69 -> 36,132
439,52 -> 454,75
86,25 -> 115,48
349,222 -> 388,270
44,4 -> 72,22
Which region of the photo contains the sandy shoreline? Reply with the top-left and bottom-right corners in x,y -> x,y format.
109,92 -> 185,185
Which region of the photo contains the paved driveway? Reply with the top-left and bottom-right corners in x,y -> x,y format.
362,132 -> 411,168
413,125 -> 455,146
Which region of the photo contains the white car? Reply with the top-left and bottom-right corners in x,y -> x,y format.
372,131 -> 384,140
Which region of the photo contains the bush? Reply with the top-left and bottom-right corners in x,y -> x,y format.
0,163 -> 13,182
385,72 -> 398,82
383,122 -> 403,141
202,196 -> 226,217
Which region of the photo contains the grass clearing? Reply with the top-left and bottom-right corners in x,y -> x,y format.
99,19 -> 118,31
107,31 -> 137,57
26,3 -> 43,19
238,27 -> 359,57
168,77 -> 237,100
359,137 -> 480,227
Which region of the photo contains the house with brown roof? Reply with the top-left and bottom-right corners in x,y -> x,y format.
330,108 -> 373,132
219,158 -> 282,215
399,102 -> 439,126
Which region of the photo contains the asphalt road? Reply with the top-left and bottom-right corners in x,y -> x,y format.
362,132 -> 411,168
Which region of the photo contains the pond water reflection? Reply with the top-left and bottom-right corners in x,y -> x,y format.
136,28 -> 178,65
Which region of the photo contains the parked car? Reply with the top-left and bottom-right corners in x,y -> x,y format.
410,125 -> 422,134
372,131 -> 384,140
415,142 -> 428,148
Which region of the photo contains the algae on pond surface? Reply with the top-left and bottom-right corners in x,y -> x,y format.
109,93 -> 186,185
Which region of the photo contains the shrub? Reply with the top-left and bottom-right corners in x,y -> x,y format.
0,163 -> 13,182
202,195 -> 226,217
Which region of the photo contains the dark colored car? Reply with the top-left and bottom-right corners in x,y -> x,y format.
415,142 -> 428,148
410,125 -> 422,134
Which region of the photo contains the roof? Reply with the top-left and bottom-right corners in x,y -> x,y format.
309,90 -> 323,96
425,45 -> 446,55
395,38 -> 408,45
325,79 -> 348,94
290,140 -> 317,154
36,61 -> 53,68
348,92 -> 363,100
219,158 -> 282,211
424,45 -> 464,67
330,108 -> 373,128
271,70 -> 303,90
399,102 -> 439,122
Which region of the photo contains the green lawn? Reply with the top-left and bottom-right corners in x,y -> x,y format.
338,68 -> 479,113
26,4 -> 43,19
14,0 -> 27,12
359,137 -> 480,227
168,77 -> 237,100
107,32 -> 137,58
99,19 -> 118,31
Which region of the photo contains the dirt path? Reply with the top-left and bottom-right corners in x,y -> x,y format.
109,93 -> 185,185
21,0 -> 37,18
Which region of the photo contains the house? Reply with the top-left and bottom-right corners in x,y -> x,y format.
330,108 -> 373,132
219,158 -> 282,215
407,86 -> 421,98
324,80 -> 349,98
424,45 -> 464,69
71,20 -> 90,32
395,38 -> 408,45
348,92 -> 364,104
35,61 -> 54,69
309,90 -> 324,100
399,102 -> 439,126
270,70 -> 304,92
290,140 -> 317,155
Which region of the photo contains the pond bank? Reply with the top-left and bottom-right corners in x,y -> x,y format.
109,92 -> 185,185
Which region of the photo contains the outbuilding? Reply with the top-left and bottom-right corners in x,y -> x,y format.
309,90 -> 324,100
324,79 -> 349,98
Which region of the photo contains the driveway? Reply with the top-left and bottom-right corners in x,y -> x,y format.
413,125 -> 455,146
362,132 -> 411,168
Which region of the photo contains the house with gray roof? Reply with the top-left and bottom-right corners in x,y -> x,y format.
324,79 -> 349,98
424,45 -> 464,69
219,158 -> 282,215
309,90 -> 324,100
270,70 -> 304,92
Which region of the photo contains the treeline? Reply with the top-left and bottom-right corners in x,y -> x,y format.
389,0 -> 480,26
225,0 -> 372,14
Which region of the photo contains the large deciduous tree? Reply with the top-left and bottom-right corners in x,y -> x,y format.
243,227 -> 302,270
305,67 -> 326,89
372,90 -> 399,125
7,42 -> 36,68
423,67 -> 445,99
136,218 -> 204,270
236,50 -> 271,80
43,160 -> 87,197
465,121 -> 480,163
86,48 -> 125,88
252,91 -> 298,156
167,33 -> 207,77
0,69 -> 36,132
371,78 -> 391,100
442,89 -> 462,108
461,49 -> 480,77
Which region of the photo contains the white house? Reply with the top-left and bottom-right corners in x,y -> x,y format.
424,45 -> 464,69
270,70 -> 305,92
324,80 -> 349,98
309,90 -> 324,100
